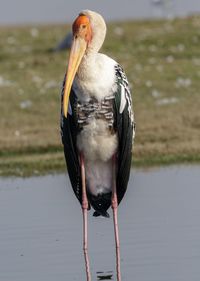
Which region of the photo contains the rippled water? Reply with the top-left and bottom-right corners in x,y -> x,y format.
0,166 -> 200,281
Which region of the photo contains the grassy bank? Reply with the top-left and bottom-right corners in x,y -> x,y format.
0,16 -> 200,176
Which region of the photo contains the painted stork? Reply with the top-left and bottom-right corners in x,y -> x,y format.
60,10 -> 135,281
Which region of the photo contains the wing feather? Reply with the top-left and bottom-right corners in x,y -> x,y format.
60,78 -> 82,204
114,64 -> 135,205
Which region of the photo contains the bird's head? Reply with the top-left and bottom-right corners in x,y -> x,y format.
63,10 -> 106,117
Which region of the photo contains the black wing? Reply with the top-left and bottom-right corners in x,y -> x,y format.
60,78 -> 82,205
114,64 -> 135,205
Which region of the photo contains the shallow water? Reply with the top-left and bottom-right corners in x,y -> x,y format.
0,166 -> 200,281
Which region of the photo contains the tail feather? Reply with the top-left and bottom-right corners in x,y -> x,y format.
93,210 -> 110,218
87,191 -> 112,217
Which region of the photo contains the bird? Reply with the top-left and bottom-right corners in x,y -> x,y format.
52,32 -> 73,52
60,10 -> 135,281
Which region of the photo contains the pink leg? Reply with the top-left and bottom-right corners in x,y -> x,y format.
112,155 -> 121,281
80,153 -> 91,281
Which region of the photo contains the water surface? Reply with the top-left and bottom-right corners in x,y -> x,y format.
0,166 -> 200,281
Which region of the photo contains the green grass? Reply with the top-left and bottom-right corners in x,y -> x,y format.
1,16 -> 200,176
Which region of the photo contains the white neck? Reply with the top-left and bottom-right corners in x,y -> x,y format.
73,10 -> 116,101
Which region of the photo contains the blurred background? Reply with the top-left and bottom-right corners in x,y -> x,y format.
1,0 -> 200,24
0,0 -> 200,176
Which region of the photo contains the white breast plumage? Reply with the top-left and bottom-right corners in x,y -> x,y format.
73,53 -> 117,102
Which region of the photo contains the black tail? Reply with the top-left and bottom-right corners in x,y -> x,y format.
87,192 -> 112,218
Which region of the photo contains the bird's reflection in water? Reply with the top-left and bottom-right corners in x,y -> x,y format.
97,271 -> 113,280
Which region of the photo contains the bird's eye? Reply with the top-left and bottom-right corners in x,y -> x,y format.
82,25 -> 86,29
